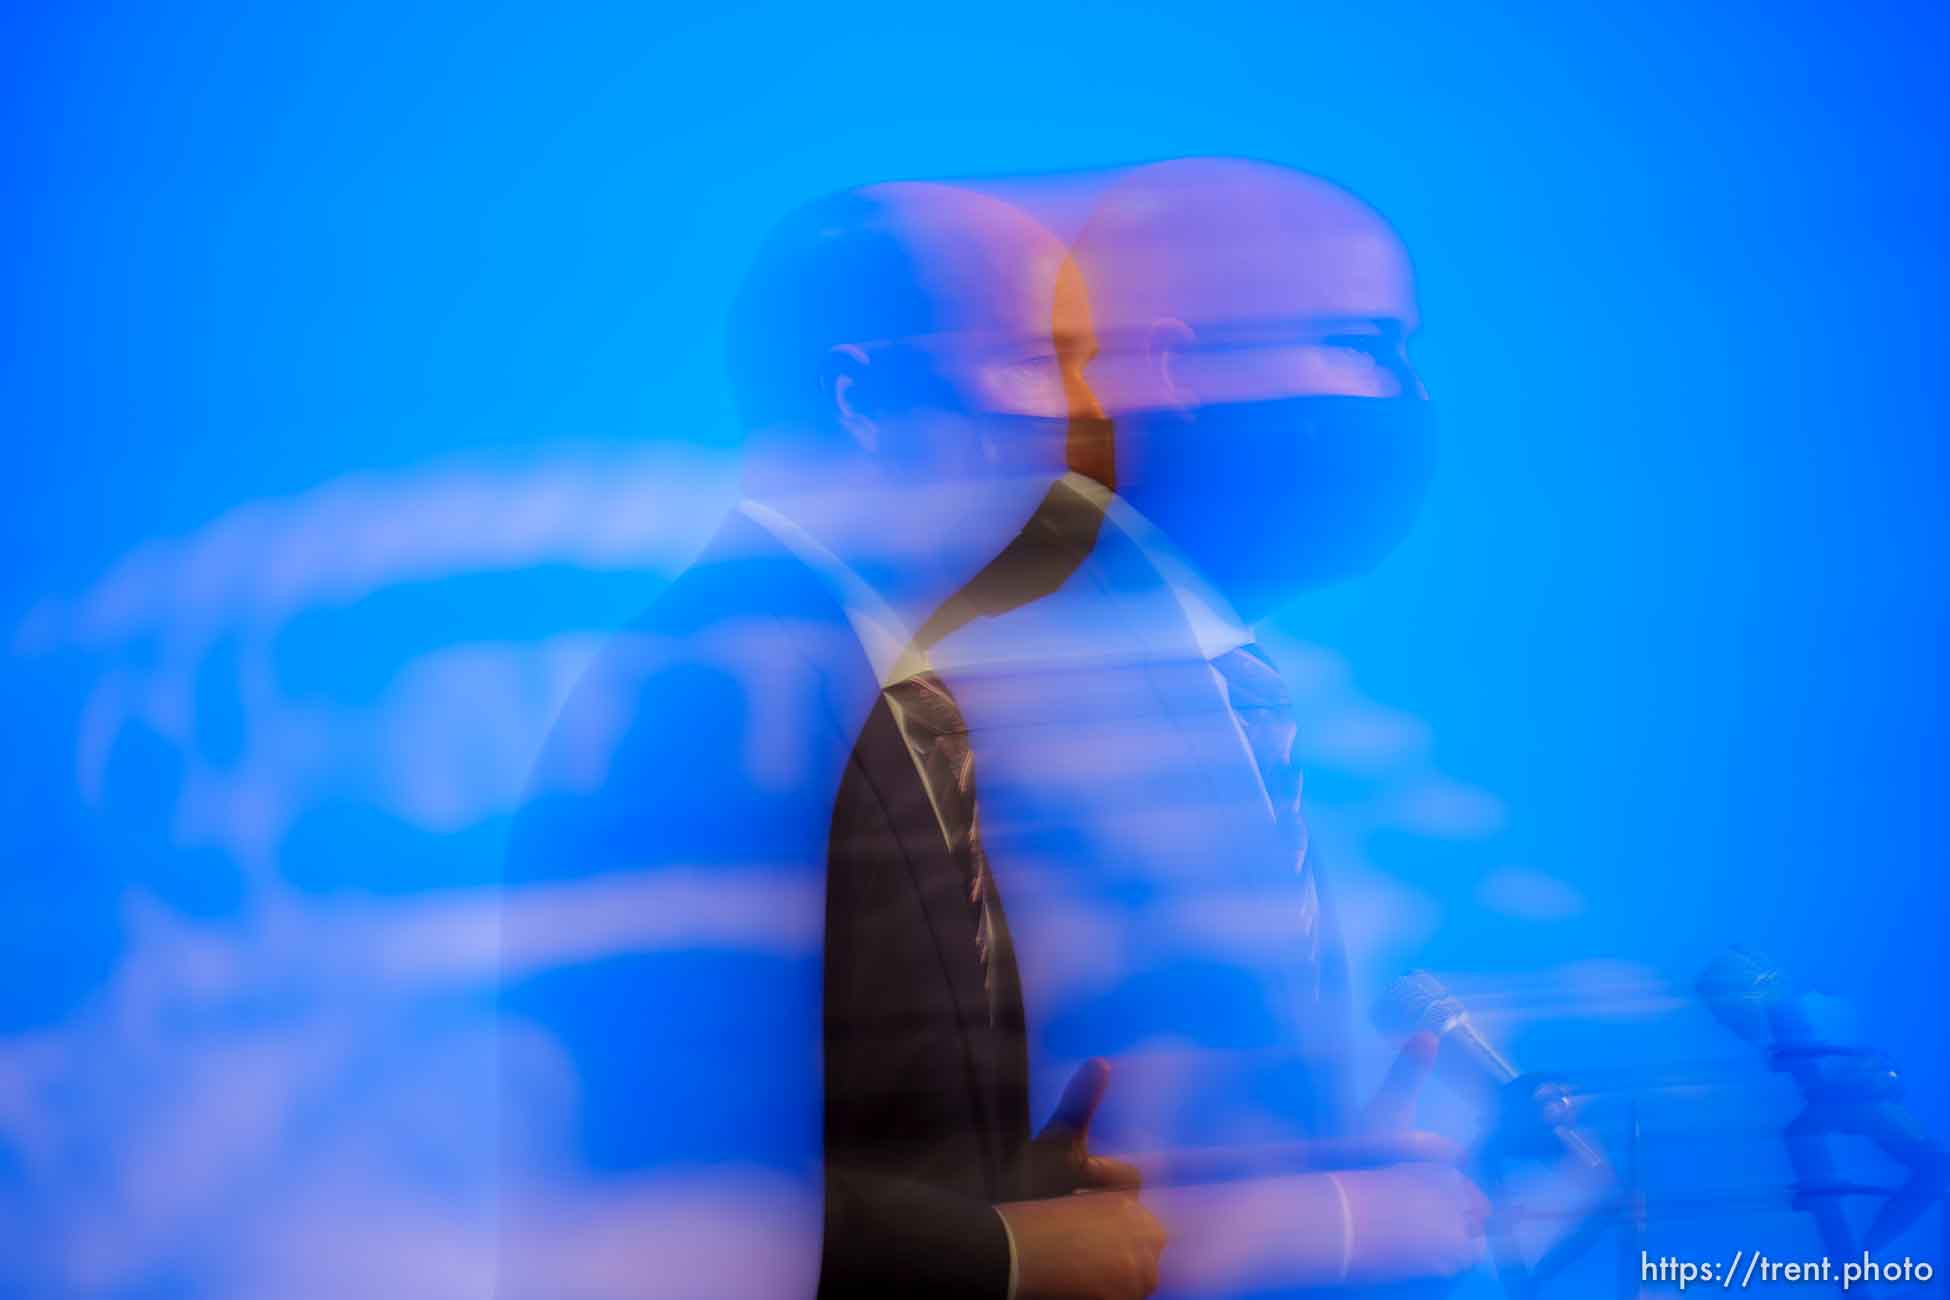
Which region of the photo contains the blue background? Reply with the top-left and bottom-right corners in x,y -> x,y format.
4,2 -> 1945,1294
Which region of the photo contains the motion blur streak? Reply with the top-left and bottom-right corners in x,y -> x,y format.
5,5 -> 1946,1299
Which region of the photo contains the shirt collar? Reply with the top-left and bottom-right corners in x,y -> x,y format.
1057,472 -> 1254,661
734,498 -> 932,686
739,478 -> 1253,679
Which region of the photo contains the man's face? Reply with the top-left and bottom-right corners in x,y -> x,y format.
892,326 -> 1074,423
841,192 -> 1088,487
843,324 -> 1070,487
1082,211 -> 1424,412
1060,163 -> 1438,609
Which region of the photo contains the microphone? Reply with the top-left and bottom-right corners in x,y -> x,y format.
1373,969 -> 1609,1173
1374,969 -> 1519,1091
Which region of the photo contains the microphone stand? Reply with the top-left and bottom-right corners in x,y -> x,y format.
1471,1071 -> 1613,1300
1769,1041 -> 1949,1298
1480,1054 -> 1949,1300
1691,948 -> 1949,1295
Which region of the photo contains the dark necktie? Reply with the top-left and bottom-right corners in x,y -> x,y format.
882,670 -> 1010,1027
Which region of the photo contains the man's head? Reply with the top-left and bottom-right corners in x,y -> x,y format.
1065,157 -> 1434,617
728,182 -> 1081,482
725,182 -> 1088,602
1069,157 -> 1423,414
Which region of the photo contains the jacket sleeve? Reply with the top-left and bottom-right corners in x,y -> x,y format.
819,1167 -> 1014,1300
497,591 -> 865,1299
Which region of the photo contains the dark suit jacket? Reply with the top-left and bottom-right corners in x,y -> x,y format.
820,687 -> 1031,1298
500,509 -> 1029,1299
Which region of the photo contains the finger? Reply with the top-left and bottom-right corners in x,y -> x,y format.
1362,1030 -> 1437,1133
1079,1154 -> 1144,1190
1130,1198 -> 1169,1256
1040,1057 -> 1112,1142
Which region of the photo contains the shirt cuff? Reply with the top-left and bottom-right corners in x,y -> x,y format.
1324,1171 -> 1355,1283
994,1206 -> 1020,1300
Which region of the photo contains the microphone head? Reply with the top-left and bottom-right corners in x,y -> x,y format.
1373,969 -> 1470,1039
1696,946 -> 1790,1043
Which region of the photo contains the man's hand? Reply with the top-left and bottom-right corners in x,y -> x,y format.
1144,1165 -> 1485,1293
1000,1059 -> 1166,1300
1022,1057 -> 1145,1196
1337,1162 -> 1489,1282
1345,1030 -> 1488,1281
1358,1029 -> 1462,1161
998,1190 -> 1168,1300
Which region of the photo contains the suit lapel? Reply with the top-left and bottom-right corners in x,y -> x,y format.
848,692 -> 1008,1184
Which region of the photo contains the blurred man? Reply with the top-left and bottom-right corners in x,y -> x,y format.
913,157 -> 1479,1294
497,182 -> 1166,1300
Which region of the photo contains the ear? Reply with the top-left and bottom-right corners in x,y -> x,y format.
1147,316 -> 1199,414
824,343 -> 878,454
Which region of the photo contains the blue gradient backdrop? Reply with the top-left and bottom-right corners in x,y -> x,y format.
4,2 -> 1945,1294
